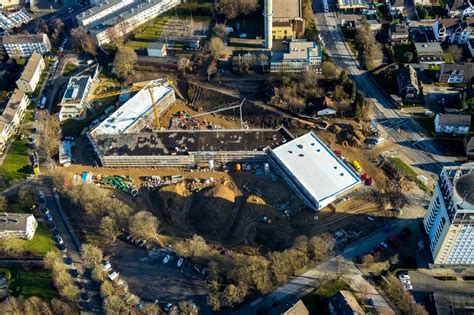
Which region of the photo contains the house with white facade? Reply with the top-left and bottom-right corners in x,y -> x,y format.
77,0 -> 181,46
15,52 -> 45,93
270,40 -> 322,73
424,165 -> 474,266
434,113 -> 471,135
434,18 -> 474,44
0,89 -> 29,153
0,213 -> 37,240
446,0 -> 474,18
59,75 -> 93,121
2,33 -> 51,59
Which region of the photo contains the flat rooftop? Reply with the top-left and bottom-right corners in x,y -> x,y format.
273,0 -> 302,19
270,132 -> 361,208
91,80 -> 173,135
61,76 -> 91,104
85,0 -> 169,34
93,128 -> 293,156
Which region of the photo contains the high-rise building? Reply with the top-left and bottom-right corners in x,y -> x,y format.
423,165 -> 474,266
263,0 -> 273,50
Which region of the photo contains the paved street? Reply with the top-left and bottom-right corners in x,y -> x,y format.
313,1 -> 461,177
233,218 -> 422,314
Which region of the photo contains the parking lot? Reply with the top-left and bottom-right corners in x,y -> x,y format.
107,240 -> 209,312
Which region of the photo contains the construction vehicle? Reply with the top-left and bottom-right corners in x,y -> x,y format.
352,160 -> 362,172
30,152 -> 40,175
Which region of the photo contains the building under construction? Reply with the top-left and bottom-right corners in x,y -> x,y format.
88,79 -> 293,167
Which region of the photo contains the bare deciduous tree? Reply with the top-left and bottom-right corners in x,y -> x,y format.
129,211 -> 159,241
208,37 -> 226,59
70,27 -> 97,57
81,244 -> 103,269
113,46 -> 137,80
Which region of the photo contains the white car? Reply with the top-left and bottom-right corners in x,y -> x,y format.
400,279 -> 411,285
380,242 -> 388,248
38,191 -> 45,199
163,255 -> 171,264
398,274 -> 410,281
177,258 -> 184,268
404,284 -> 413,291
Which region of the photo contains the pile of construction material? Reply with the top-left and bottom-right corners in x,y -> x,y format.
97,175 -> 138,196
169,112 -> 220,130
140,175 -> 184,190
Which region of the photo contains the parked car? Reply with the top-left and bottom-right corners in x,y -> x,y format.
45,213 -> 53,221
53,235 -> 64,245
81,292 -> 90,301
138,240 -> 146,247
177,258 -> 184,268
164,303 -> 175,312
38,191 -> 45,199
400,279 -> 411,285
47,221 -> 57,230
404,284 -> 413,291
163,255 -> 171,264
398,274 -> 410,281
58,243 -> 66,251
380,242 -> 388,249
101,260 -> 112,271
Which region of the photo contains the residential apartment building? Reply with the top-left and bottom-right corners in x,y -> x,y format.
0,8 -> 31,30
389,23 -> 409,44
272,0 -> 305,38
446,0 -> 474,18
0,0 -> 25,9
398,64 -> 420,99
414,42 -> 444,64
77,0 -> 181,46
423,165 -> 474,266
16,52 -> 45,93
59,75 -> 93,121
434,18 -> 474,44
0,213 -> 37,240
0,89 -> 29,153
2,33 -> 51,59
439,63 -> 474,84
434,113 -> 471,135
270,40 -> 322,73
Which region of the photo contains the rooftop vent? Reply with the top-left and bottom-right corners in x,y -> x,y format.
288,150 -> 293,154
297,144 -> 303,149
299,154 -> 304,157
340,173 -> 344,176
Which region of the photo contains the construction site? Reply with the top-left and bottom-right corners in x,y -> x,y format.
57,77 -> 429,252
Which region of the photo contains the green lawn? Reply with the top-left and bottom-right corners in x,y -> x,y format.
0,138 -> 31,189
443,53 -> 454,63
23,224 -> 57,256
63,62 -> 78,77
9,269 -> 57,300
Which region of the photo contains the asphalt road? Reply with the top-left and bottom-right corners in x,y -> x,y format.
233,217 -> 422,314
313,1 -> 461,177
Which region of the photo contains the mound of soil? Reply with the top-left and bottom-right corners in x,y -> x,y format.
188,181 -> 237,237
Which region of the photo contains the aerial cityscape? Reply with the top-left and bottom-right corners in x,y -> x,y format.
0,0 -> 472,314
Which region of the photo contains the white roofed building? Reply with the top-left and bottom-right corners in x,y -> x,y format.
59,76 -> 93,121
90,80 -> 176,136
269,132 -> 361,210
